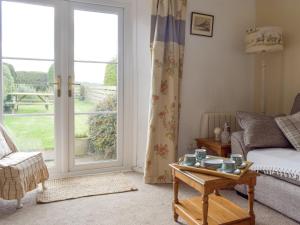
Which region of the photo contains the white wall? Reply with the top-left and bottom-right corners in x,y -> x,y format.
178,0 -> 256,156
255,0 -> 300,115
135,0 -> 256,169
135,0 -> 152,169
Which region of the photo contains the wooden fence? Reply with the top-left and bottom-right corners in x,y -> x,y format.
75,83 -> 116,102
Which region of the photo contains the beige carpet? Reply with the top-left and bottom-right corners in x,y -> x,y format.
37,173 -> 137,203
0,172 -> 298,225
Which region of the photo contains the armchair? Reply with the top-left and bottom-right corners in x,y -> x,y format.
0,124 -> 49,208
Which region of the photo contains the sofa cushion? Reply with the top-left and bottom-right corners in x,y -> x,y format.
247,148 -> 300,184
0,132 -> 12,159
0,152 -> 41,167
291,93 -> 300,114
242,118 -> 291,150
236,111 -> 274,130
275,112 -> 300,151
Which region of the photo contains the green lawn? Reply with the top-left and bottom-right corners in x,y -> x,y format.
4,99 -> 95,151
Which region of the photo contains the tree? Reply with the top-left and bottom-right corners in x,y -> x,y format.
6,63 -> 17,80
104,58 -> 117,86
2,63 -> 15,112
48,64 -> 54,83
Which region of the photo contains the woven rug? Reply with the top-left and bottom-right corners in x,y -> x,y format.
37,173 -> 137,203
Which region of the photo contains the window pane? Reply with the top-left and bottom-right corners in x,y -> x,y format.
2,1 -> 54,59
74,114 -> 117,165
2,60 -> 55,115
74,10 -> 118,62
4,115 -> 55,168
73,9 -> 119,166
74,62 -> 117,113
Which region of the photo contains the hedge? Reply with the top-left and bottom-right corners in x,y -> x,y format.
15,71 -> 49,91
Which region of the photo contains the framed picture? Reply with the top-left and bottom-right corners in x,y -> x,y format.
190,12 -> 214,37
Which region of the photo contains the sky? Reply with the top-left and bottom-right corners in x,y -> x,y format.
2,1 -> 118,84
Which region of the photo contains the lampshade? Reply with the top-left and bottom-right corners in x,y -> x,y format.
245,26 -> 283,54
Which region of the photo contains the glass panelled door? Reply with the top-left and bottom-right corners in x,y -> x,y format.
69,4 -> 124,170
0,0 -> 125,173
0,1 -> 57,168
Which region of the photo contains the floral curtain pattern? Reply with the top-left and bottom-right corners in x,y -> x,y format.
144,0 -> 187,184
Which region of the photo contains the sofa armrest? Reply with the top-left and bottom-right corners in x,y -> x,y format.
231,131 -> 247,160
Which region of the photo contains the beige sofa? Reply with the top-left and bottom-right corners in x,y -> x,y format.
0,124 -> 49,208
231,93 -> 300,222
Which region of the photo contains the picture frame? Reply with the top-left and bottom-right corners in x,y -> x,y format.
190,12 -> 214,37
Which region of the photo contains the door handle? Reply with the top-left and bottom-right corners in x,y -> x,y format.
49,75 -> 61,97
68,76 -> 80,97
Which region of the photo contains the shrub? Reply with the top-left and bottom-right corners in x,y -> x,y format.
88,94 -> 117,158
104,58 -> 117,86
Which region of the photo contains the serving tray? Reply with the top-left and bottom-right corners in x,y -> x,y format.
173,159 -> 253,180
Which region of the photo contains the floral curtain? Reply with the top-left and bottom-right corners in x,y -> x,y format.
144,0 -> 187,184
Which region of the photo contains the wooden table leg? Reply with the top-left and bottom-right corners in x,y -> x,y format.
202,194 -> 209,225
173,172 -> 179,222
248,182 -> 255,225
214,189 -> 220,196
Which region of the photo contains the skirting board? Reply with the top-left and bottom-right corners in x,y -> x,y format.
132,166 -> 144,173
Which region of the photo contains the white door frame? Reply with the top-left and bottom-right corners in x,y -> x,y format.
66,2 -> 125,172
0,0 -> 64,176
58,0 -> 137,175
0,0 -> 137,177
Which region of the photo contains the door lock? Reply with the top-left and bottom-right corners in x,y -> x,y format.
68,76 -> 80,97
50,75 -> 61,97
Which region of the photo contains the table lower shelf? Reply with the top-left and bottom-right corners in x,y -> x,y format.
174,194 -> 251,225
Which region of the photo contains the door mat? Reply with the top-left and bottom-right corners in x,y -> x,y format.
37,173 -> 137,203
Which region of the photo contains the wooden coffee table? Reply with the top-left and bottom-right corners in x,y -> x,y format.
170,164 -> 259,225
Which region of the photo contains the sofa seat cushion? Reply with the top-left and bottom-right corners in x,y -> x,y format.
268,172 -> 300,186
247,148 -> 300,185
0,152 -> 41,167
